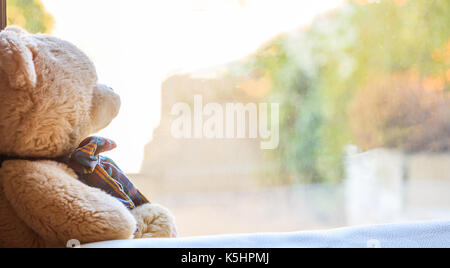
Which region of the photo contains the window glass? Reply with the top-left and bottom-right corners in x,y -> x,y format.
6,0 -> 450,236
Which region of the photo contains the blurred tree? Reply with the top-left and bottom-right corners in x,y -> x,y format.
350,72 -> 450,153
7,0 -> 54,33
240,0 -> 450,183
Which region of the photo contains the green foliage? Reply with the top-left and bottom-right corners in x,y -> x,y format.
245,0 -> 450,183
7,0 -> 54,33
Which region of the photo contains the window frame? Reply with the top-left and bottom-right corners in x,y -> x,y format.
0,0 -> 6,31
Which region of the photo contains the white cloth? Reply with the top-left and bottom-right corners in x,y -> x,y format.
83,221 -> 450,248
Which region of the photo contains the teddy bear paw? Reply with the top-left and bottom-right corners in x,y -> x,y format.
131,203 -> 177,239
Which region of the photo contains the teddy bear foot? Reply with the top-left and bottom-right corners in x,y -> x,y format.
131,203 -> 177,239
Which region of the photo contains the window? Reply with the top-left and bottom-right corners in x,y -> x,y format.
0,0 -> 5,30
3,0 -> 450,236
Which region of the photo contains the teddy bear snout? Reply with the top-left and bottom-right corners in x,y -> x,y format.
88,84 -> 122,133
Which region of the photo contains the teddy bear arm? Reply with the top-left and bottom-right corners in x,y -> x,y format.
1,160 -> 137,247
131,203 -> 178,238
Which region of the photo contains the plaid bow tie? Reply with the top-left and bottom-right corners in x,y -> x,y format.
65,136 -> 150,209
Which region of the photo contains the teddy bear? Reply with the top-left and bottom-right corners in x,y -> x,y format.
0,26 -> 177,248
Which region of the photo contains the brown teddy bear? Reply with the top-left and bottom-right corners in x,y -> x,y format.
0,26 -> 177,248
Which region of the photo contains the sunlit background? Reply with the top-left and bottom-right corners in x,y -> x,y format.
26,0 -> 343,172
6,0 -> 450,236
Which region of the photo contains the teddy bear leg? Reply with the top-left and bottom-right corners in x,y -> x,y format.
0,181 -> 46,248
1,160 -> 137,247
131,203 -> 178,238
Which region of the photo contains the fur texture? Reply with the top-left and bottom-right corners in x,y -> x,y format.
0,27 -> 176,248
132,204 -> 178,238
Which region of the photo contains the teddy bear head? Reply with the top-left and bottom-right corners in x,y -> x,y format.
0,26 -> 120,158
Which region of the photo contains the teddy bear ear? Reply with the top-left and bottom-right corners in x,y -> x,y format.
0,30 -> 37,89
4,25 -> 30,35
